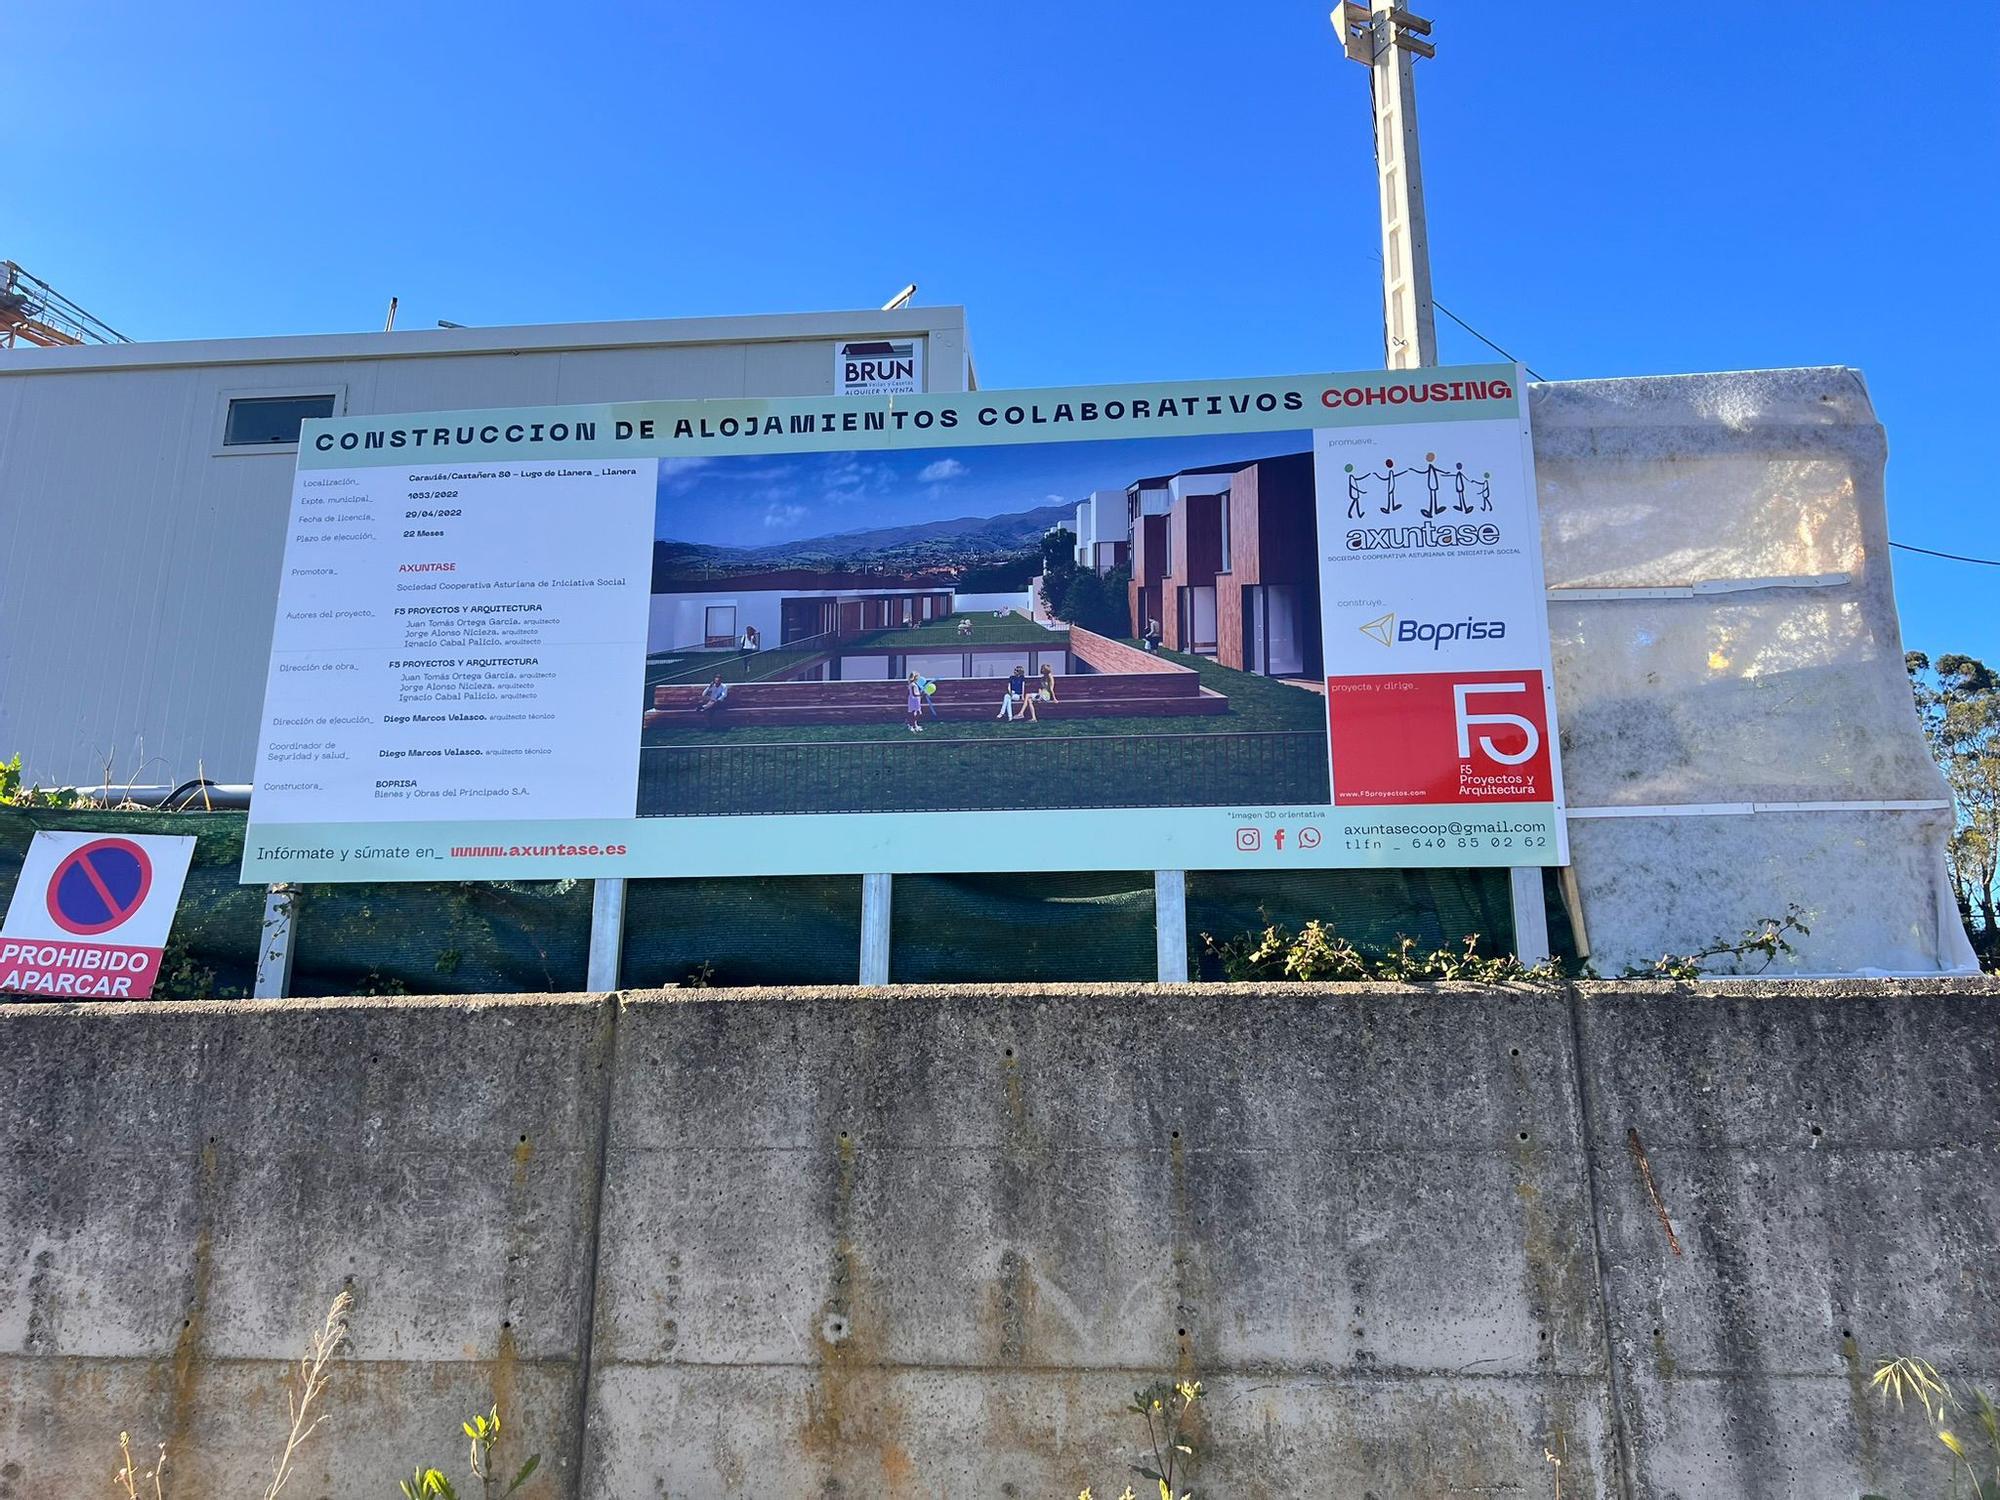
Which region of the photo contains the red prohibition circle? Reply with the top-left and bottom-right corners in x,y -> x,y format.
46,838 -> 155,936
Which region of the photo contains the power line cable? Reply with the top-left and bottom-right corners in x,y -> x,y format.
1431,299 -> 1550,383
1889,540 -> 2000,567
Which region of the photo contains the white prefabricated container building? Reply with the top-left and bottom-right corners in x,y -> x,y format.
0,307 -> 972,789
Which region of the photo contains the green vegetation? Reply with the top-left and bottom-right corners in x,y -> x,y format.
111,1292 -> 544,1500
955,551 -> 1040,591
1039,524 -> 1133,637
1201,905 -> 1807,982
1078,1379 -> 1205,1500
1204,925 -> 1571,983
1908,651 -> 2000,968
400,1405 -> 541,1499
0,752 -> 84,808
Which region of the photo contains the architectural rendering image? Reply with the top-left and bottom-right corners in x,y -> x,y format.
635,433 -> 1331,815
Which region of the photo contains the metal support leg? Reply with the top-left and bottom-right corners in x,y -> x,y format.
1509,866 -> 1551,966
859,873 -> 892,986
1155,870 -> 1189,982
588,877 -> 627,992
254,883 -> 297,999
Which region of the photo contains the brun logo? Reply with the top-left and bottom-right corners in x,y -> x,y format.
840,340 -> 916,386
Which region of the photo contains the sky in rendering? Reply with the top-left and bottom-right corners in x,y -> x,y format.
8,0 -> 1995,657
654,430 -> 1312,546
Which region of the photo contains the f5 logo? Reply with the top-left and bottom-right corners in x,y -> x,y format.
1326,669 -> 1555,806
1454,681 -> 1540,766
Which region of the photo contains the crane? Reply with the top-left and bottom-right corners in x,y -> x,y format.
0,261 -> 131,348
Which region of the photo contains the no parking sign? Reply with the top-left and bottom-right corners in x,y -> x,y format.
1,832 -> 196,998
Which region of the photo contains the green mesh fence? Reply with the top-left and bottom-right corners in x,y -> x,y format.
621,876 -> 863,988
0,809 -> 1571,998
891,872 -> 1158,983
288,880 -> 592,997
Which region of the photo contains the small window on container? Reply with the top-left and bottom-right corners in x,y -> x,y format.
224,394 -> 337,447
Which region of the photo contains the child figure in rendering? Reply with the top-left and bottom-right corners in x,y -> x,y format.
905,672 -> 926,732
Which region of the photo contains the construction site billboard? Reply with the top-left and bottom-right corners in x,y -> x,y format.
241,365 -> 1564,881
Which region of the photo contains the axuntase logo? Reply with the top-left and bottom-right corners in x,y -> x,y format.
1357,612 -> 1507,649
1339,451 -> 1505,552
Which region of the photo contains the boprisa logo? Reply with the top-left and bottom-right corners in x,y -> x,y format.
1398,617 -> 1506,649
1345,521 -> 1502,551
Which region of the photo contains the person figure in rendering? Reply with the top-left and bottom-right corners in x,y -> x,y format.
738,624 -> 760,657
905,672 -> 927,733
1038,663 -> 1058,705
957,616 -> 973,638
696,674 -> 729,716
914,670 -> 942,722
1143,616 -> 1162,653
998,665 -> 1035,722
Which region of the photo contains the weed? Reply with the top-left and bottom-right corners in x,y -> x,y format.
1868,1355 -> 2000,1499
1080,1378 -> 1204,1500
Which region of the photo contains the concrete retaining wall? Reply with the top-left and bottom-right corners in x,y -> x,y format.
2,980 -> 1995,1497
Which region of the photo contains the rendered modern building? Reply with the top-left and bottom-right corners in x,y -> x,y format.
1158,468 -> 1237,654
1114,453 -> 1319,674
1129,514 -> 1170,642
1072,488 -> 1128,573
1214,452 -> 1321,677
1162,491 -> 1224,653
0,307 -> 974,787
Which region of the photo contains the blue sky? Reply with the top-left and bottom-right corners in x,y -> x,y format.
8,2 -> 1995,657
655,432 -> 1310,547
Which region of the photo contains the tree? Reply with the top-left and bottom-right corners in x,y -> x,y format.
1908,651 -> 2000,965
1039,525 -> 1079,619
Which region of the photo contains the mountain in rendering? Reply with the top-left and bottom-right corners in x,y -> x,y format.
654,501 -> 1072,587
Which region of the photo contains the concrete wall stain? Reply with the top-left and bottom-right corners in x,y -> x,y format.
159,1138 -> 218,1493
802,1129 -> 915,1496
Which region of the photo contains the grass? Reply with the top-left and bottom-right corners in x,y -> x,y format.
633,645 -> 1334,814
636,724 -> 1330,814
640,644 -> 1326,748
